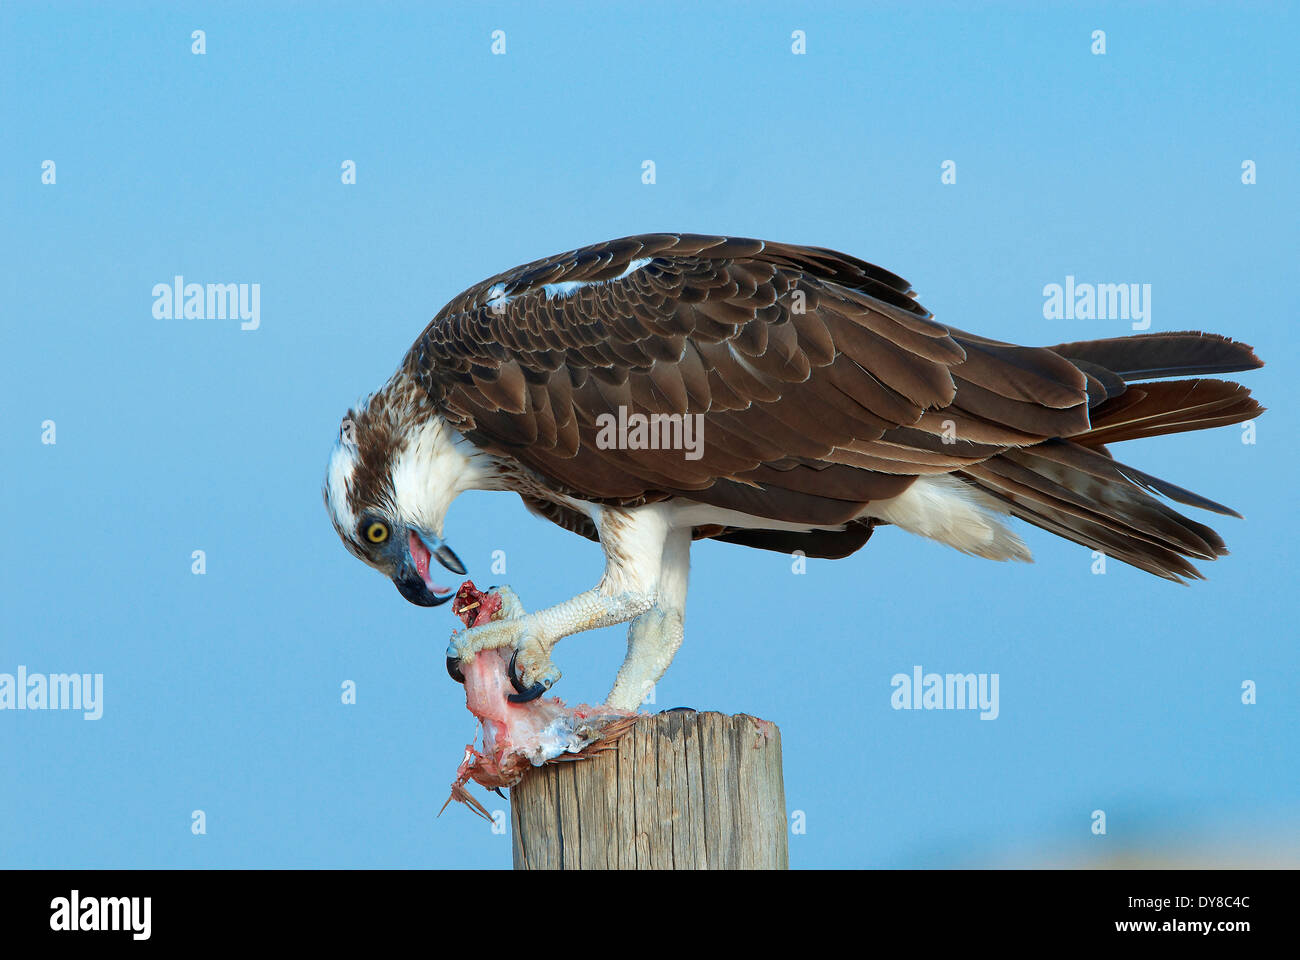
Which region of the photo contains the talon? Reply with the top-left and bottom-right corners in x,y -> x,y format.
493,787 -> 507,799
446,656 -> 465,684
507,650 -> 547,704
506,650 -> 524,694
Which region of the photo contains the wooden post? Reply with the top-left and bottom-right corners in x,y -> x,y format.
510,710 -> 788,869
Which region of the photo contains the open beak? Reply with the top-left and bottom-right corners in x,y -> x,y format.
392,530 -> 467,607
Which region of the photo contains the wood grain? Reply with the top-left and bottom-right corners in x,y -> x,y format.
510,710 -> 787,870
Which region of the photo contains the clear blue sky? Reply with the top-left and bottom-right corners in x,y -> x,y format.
2,1 -> 1296,868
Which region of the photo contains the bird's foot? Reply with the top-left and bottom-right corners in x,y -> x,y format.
499,639 -> 557,703
446,586 -> 560,701
447,584 -> 526,682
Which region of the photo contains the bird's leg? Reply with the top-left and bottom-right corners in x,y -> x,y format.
446,505 -> 670,700
606,606 -> 685,711
606,528 -> 691,711
446,587 -> 654,700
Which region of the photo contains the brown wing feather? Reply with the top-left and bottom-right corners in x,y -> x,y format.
401,234 -> 1262,579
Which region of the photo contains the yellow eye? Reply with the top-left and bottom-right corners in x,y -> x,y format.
365,521 -> 389,544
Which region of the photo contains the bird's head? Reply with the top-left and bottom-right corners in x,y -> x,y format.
323,391 -> 469,607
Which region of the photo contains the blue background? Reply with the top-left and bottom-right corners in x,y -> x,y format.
2,1 -> 1296,868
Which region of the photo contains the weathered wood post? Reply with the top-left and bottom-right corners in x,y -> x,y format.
510,710 -> 788,869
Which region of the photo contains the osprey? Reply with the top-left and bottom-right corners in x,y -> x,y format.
324,234 -> 1263,710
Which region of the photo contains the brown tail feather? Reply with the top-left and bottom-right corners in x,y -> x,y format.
961,443 -> 1225,582
1078,378 -> 1263,446
963,471 -> 1209,582
960,333 -> 1264,581
1049,331 -> 1263,381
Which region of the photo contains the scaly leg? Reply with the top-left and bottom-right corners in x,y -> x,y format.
605,527 -> 690,711
446,504 -> 670,699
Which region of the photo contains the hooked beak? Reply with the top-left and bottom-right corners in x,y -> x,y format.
393,530 -> 467,607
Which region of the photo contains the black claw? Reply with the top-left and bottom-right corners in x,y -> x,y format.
446,657 -> 465,684
661,706 -> 697,713
493,787 -> 507,799
508,685 -> 547,704
506,650 -> 525,695
506,650 -> 547,704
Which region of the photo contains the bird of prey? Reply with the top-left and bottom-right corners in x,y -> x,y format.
324,234 -> 1263,710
